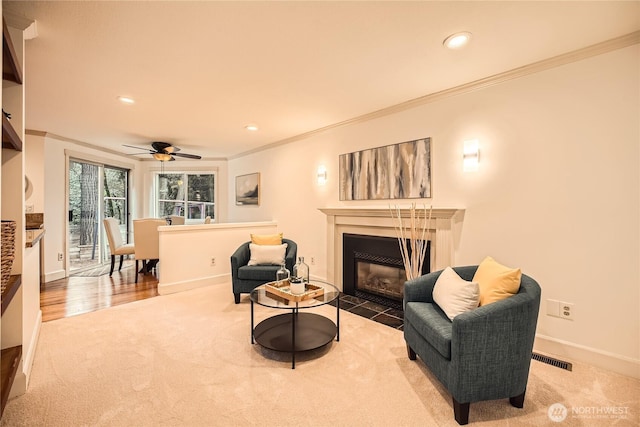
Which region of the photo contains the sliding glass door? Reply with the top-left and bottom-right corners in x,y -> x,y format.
68,160 -> 129,273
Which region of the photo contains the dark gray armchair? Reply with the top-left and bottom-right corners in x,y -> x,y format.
403,265 -> 541,425
230,239 -> 297,304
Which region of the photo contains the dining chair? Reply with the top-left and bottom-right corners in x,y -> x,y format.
103,218 -> 135,276
133,218 -> 166,283
169,215 -> 185,225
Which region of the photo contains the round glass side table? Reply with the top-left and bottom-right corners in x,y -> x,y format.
250,280 -> 340,369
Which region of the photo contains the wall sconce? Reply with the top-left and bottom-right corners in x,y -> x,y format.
317,165 -> 327,185
463,139 -> 479,172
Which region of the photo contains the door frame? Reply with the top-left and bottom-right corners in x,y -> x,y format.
64,150 -> 135,277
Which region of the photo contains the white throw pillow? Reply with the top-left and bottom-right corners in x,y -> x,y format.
247,243 -> 288,266
432,267 -> 480,321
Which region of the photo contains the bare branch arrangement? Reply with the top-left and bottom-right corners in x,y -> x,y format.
390,203 -> 433,281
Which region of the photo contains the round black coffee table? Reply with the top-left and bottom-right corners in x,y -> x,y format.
250,280 -> 340,369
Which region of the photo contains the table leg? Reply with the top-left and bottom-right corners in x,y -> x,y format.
251,299 -> 255,344
291,307 -> 296,369
336,296 -> 340,342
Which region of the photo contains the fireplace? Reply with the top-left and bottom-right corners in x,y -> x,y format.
343,233 -> 430,308
320,207 -> 464,299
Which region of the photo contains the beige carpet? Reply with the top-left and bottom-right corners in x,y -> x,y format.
2,284 -> 638,426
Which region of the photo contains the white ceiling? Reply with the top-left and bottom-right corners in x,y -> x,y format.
4,1 -> 639,160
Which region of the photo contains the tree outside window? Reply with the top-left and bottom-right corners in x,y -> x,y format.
156,172 -> 215,222
104,167 -> 127,224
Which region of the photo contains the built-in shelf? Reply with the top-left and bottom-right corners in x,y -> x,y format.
1,14 -> 26,420
0,345 -> 22,418
2,18 -> 22,84
25,229 -> 45,248
2,113 -> 22,151
1,274 -> 21,316
1,17 -> 23,151
25,213 -> 44,230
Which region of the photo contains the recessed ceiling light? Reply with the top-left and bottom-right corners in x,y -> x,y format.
245,124 -> 258,131
117,96 -> 135,104
443,32 -> 472,49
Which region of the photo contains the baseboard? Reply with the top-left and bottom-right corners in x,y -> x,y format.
534,334 -> 640,379
8,367 -> 26,399
158,273 -> 231,295
24,310 -> 42,387
44,269 -> 66,283
9,310 -> 43,399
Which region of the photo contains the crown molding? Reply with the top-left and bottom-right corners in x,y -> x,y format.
25,129 -> 226,162
230,31 -> 640,160
26,129 -> 137,160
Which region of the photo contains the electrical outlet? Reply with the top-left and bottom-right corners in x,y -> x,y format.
547,299 -> 574,320
210,257 -> 216,266
560,302 -> 574,320
310,257 -> 316,265
25,204 -> 34,213
57,253 -> 63,261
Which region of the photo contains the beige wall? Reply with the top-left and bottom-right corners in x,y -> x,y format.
227,45 -> 640,376
158,221 -> 278,294
24,133 -> 44,213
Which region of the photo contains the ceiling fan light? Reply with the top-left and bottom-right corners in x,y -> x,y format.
153,152 -> 172,161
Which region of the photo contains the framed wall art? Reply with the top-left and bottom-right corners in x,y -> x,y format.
235,172 -> 260,206
339,137 -> 431,200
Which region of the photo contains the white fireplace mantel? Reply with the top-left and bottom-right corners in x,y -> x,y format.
319,207 -> 465,290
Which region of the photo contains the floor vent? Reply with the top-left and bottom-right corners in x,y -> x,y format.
532,352 -> 573,371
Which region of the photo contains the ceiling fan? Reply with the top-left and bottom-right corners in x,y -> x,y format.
123,141 -> 202,161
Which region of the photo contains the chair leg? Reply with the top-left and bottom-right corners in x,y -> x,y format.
234,293 -> 241,304
146,259 -> 158,272
510,390 -> 526,408
407,344 -> 416,360
135,260 -> 139,283
453,398 -> 470,425
118,255 -> 125,271
109,255 -> 115,276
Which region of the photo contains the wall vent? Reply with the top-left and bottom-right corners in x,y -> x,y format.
532,352 -> 573,371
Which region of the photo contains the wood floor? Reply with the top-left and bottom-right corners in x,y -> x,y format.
40,260 -> 159,322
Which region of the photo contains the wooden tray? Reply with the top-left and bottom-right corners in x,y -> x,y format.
265,281 -> 325,302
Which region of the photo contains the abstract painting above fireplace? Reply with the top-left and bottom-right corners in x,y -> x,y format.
339,137 -> 431,200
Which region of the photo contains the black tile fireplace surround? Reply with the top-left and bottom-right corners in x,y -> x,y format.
342,233 -> 430,310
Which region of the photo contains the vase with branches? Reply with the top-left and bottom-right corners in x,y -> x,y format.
390,203 -> 432,281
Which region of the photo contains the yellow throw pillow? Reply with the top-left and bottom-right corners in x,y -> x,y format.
250,233 -> 283,245
473,256 -> 522,306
